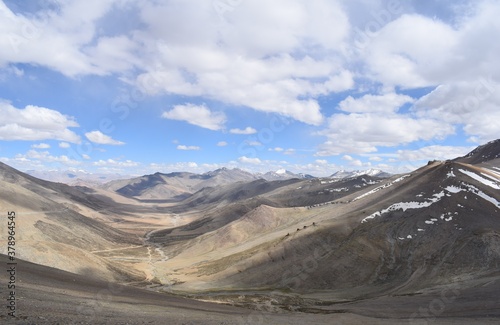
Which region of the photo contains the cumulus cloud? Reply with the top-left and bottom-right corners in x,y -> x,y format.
0,101 -> 80,143
59,142 -> 70,148
133,0 -> 353,125
93,159 -> 139,167
177,145 -> 200,151
217,141 -> 228,147
85,131 -> 125,145
397,145 -> 474,162
31,143 -> 50,149
238,156 -> 262,165
230,127 -> 257,135
162,103 -> 226,131
361,14 -> 457,88
268,147 -> 295,155
413,79 -> 500,143
338,93 -> 414,114
17,150 -> 81,166
0,0 -> 120,77
2,0 -> 500,167
317,113 -> 455,156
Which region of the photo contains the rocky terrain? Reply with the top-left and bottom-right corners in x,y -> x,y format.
1,140 -> 500,324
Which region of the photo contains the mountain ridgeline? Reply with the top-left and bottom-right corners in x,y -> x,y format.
1,140 -> 500,322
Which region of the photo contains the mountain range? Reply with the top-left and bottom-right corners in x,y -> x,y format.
1,140 -> 500,324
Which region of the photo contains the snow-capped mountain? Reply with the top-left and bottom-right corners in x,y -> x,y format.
330,168 -> 391,179
259,169 -> 314,181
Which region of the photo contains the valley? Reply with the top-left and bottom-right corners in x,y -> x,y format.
1,140 -> 500,324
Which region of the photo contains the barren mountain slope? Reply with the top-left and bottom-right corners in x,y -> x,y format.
102,168 -> 259,201
218,161 -> 500,294
144,160 -> 500,303
0,164 -> 143,282
455,139 -> 500,164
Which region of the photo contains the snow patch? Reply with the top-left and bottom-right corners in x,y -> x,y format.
362,178 -> 378,185
444,185 -> 463,194
461,182 -> 500,207
354,174 -> 411,202
362,191 -> 445,223
440,212 -> 455,222
459,169 -> 500,190
327,187 -> 348,192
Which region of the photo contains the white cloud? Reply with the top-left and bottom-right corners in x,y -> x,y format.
162,103 -> 226,131
217,141 -> 228,147
362,14 -> 458,88
350,159 -> 363,167
246,140 -> 262,146
359,1 -> 500,91
133,0 -> 353,125
31,143 -> 50,149
147,161 -> 210,174
397,145 -> 474,162
59,142 -> 70,148
17,150 -> 81,166
338,93 -> 414,114
85,131 -> 125,145
230,127 -> 257,135
269,147 -> 295,154
238,156 -> 262,165
413,80 -> 500,143
2,0 -> 500,167
93,159 -> 139,167
0,1 -> 120,77
0,101 -> 80,143
317,113 -> 455,155
177,145 -> 200,151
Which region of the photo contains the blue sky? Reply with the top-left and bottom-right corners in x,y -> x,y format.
0,0 -> 499,177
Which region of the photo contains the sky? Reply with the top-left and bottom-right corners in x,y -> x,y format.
0,0 -> 499,177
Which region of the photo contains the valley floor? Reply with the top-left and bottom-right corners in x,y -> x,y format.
2,255 -> 500,325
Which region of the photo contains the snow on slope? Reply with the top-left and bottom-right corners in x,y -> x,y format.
361,180 -> 499,224
353,174 -> 411,202
459,169 -> 500,190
